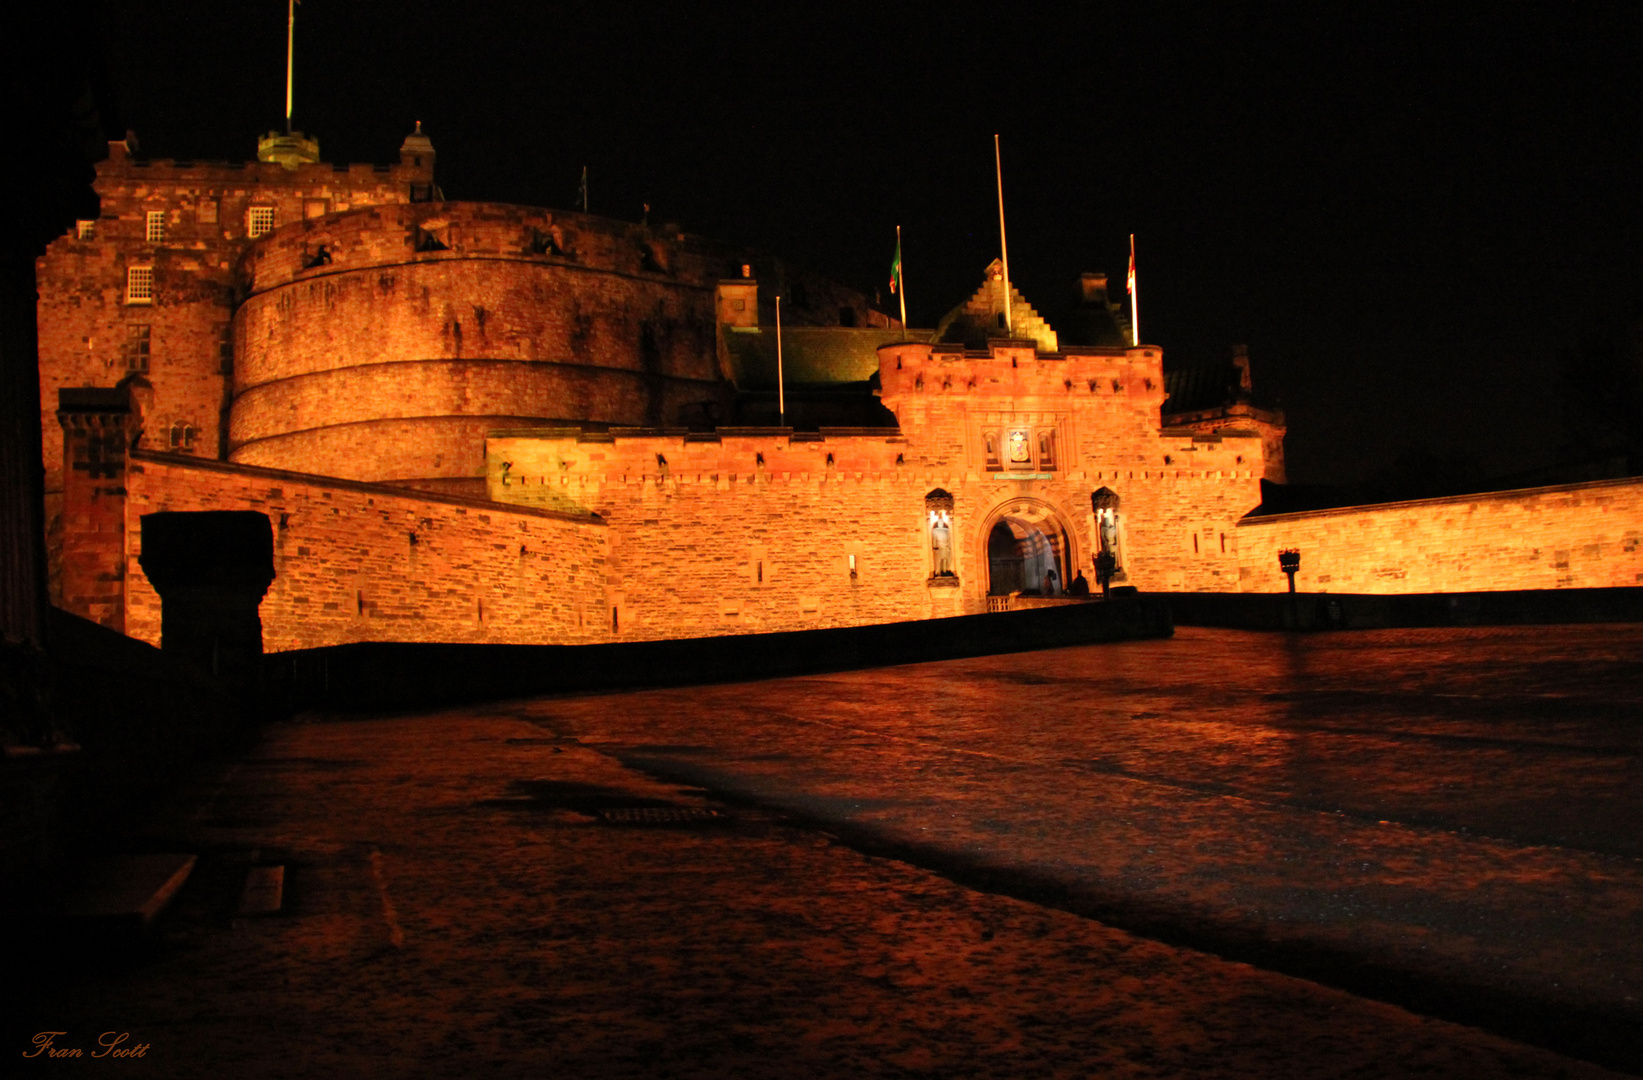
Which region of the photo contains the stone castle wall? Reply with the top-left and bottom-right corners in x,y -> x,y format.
33,138 -> 433,604
482,340 -> 1269,634
1236,476 -> 1643,593
121,453 -> 609,651
34,140 -> 431,498
230,203 -> 738,484
875,341 -> 1268,595
487,425 -> 1267,634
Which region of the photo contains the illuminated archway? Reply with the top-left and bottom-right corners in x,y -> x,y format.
980,498 -> 1076,596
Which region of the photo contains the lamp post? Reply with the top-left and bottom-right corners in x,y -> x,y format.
1094,551 -> 1116,600
1279,549 -> 1301,593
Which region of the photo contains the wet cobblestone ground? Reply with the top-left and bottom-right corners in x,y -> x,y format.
527,625 -> 1643,1066
10,624 -> 1640,1077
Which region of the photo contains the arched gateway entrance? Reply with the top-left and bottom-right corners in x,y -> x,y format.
984,500 -> 1075,596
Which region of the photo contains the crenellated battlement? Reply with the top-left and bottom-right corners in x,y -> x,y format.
238,201 -> 734,297
877,341 -> 1167,406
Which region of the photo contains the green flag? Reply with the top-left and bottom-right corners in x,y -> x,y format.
889,238 -> 902,294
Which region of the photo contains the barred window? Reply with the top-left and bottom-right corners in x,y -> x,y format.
145,211 -> 166,243
247,206 -> 275,238
126,325 -> 151,372
76,220 -> 96,240
126,266 -> 154,304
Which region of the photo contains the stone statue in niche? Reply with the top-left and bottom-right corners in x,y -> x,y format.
925,489 -> 956,578
1099,511 -> 1119,558
931,517 -> 953,575
1092,487 -> 1123,585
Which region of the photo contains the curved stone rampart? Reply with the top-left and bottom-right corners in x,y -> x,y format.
231,415 -> 536,484
230,202 -> 740,480
230,360 -> 720,447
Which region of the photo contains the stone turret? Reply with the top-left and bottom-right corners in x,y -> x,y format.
400,122 -> 437,200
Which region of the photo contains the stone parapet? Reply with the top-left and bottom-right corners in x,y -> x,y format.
1236,475 -> 1643,594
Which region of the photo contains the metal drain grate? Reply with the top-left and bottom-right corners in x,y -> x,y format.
598,807 -> 726,825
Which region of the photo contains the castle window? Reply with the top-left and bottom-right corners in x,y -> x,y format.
1037,430 -> 1057,471
75,219 -> 95,239
197,199 -> 218,225
125,266 -> 154,304
983,430 -> 1002,471
145,211 -> 166,243
126,324 -> 151,372
168,421 -> 196,452
247,206 -> 275,238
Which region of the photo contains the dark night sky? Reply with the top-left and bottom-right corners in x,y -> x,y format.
91,1 -> 1643,485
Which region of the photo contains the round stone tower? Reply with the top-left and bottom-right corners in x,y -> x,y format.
228,201 -> 736,492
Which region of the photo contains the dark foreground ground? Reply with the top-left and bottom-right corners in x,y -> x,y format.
8,625 -> 1641,1077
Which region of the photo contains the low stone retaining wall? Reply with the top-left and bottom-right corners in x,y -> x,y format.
1159,586 -> 1643,630
270,596 -> 1174,712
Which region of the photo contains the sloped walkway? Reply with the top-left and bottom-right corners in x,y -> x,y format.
8,688 -> 1627,1078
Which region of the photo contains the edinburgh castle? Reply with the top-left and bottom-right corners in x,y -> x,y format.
36,126 -> 1643,652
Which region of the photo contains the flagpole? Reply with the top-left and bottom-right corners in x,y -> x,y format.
775,294 -> 786,427
1128,233 -> 1140,346
285,0 -> 296,134
896,225 -> 908,331
994,134 -> 1012,335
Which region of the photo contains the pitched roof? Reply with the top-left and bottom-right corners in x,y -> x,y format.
722,326 -> 927,389
1059,274 -> 1134,348
1163,362 -> 1246,414
1163,347 -> 1276,416
933,260 -> 1058,353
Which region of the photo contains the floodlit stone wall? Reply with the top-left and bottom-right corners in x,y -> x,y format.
121,453 -> 608,651
230,202 -> 737,483
1236,477 -> 1643,593
486,341 -> 1269,635
33,137 -> 432,601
